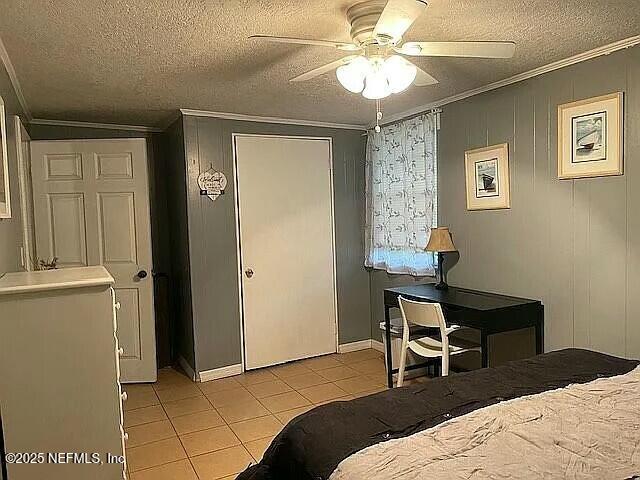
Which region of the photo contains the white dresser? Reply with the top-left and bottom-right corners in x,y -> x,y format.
0,267 -> 127,480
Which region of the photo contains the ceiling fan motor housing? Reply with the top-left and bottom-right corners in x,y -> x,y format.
347,0 -> 392,45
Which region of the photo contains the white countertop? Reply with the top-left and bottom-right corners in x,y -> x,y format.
0,266 -> 114,295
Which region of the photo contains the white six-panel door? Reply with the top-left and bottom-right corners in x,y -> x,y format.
30,139 -> 156,382
234,135 -> 337,370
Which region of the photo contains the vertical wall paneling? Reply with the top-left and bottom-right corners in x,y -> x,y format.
574,56 -> 628,358
164,118 -> 196,369
540,67 -> 575,352
439,46 -> 640,359
179,117 -> 369,373
626,47 -> 640,359
369,272 -> 429,342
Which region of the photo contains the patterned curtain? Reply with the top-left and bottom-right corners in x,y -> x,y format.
365,113 -> 438,276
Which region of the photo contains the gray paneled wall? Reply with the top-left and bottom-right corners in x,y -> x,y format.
163,119 -> 196,368
0,59 -> 26,275
369,272 -> 430,342
438,45 -> 640,359
180,115 -> 370,373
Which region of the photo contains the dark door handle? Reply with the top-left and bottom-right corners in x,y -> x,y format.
137,270 -> 148,279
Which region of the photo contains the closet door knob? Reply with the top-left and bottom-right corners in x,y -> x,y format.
115,302 -> 121,310
136,270 -> 148,279
245,268 -> 254,278
118,347 -> 124,356
123,432 -> 129,441
121,392 -> 128,401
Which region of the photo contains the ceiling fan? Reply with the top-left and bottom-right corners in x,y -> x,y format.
250,0 -> 515,100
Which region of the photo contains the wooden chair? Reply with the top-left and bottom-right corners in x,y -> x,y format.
397,296 -> 481,386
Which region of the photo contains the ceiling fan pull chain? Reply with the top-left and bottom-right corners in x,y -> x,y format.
374,99 -> 383,133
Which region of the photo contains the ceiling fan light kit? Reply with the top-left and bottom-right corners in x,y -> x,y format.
337,55 -> 417,99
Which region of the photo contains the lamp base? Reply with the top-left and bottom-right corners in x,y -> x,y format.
434,280 -> 449,291
435,251 -> 449,290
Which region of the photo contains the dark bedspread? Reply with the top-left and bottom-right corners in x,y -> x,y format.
237,349 -> 638,480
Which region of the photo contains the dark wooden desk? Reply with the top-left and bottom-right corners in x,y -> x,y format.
383,284 -> 544,388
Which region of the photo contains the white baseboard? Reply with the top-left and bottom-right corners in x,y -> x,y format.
198,363 -> 243,382
178,356 -> 197,382
371,339 -> 384,353
338,339 -> 373,353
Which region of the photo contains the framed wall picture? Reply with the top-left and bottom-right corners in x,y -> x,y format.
557,92 -> 623,179
464,143 -> 510,210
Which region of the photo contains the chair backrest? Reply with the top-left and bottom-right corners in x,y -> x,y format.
398,296 -> 447,337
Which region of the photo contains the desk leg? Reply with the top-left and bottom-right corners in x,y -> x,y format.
481,331 -> 489,368
384,305 -> 393,388
535,317 -> 544,355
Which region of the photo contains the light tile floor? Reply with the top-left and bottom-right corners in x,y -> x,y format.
123,348 -> 422,480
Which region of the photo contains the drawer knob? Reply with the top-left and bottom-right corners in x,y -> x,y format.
115,302 -> 121,310
118,347 -> 124,356
121,392 -> 128,401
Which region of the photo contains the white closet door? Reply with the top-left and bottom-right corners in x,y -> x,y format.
235,135 -> 337,370
30,139 -> 157,382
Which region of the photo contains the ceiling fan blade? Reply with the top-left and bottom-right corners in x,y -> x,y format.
290,56 -> 358,82
413,64 -> 439,86
397,41 -> 516,58
249,35 -> 360,51
373,0 -> 427,42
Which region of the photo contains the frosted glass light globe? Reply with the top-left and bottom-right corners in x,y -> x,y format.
362,58 -> 391,100
336,56 -> 369,93
362,70 -> 391,99
384,55 -> 417,94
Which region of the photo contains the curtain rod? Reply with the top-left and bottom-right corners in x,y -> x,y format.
375,107 -> 442,130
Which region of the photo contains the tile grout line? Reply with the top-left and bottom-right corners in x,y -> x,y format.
194,378 -> 263,469
124,354 -> 383,426
125,351 -> 386,478
125,385 -> 196,477
172,391 -> 208,480
178,380 -> 257,475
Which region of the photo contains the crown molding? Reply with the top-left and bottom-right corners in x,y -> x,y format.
0,35 -> 31,120
380,35 -> 640,127
180,108 -> 367,131
158,111 -> 183,131
29,118 -> 162,133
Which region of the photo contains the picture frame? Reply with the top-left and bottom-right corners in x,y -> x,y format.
464,143 -> 510,211
0,95 -> 11,219
557,92 -> 623,180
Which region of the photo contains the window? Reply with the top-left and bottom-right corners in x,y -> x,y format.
364,112 -> 438,276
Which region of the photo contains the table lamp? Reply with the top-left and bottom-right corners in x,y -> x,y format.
425,227 -> 457,290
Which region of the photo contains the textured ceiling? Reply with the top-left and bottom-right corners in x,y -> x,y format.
0,0 -> 639,127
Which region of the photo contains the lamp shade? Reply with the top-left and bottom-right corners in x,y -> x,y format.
425,227 -> 456,253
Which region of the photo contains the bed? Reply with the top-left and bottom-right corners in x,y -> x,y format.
237,349 -> 639,480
